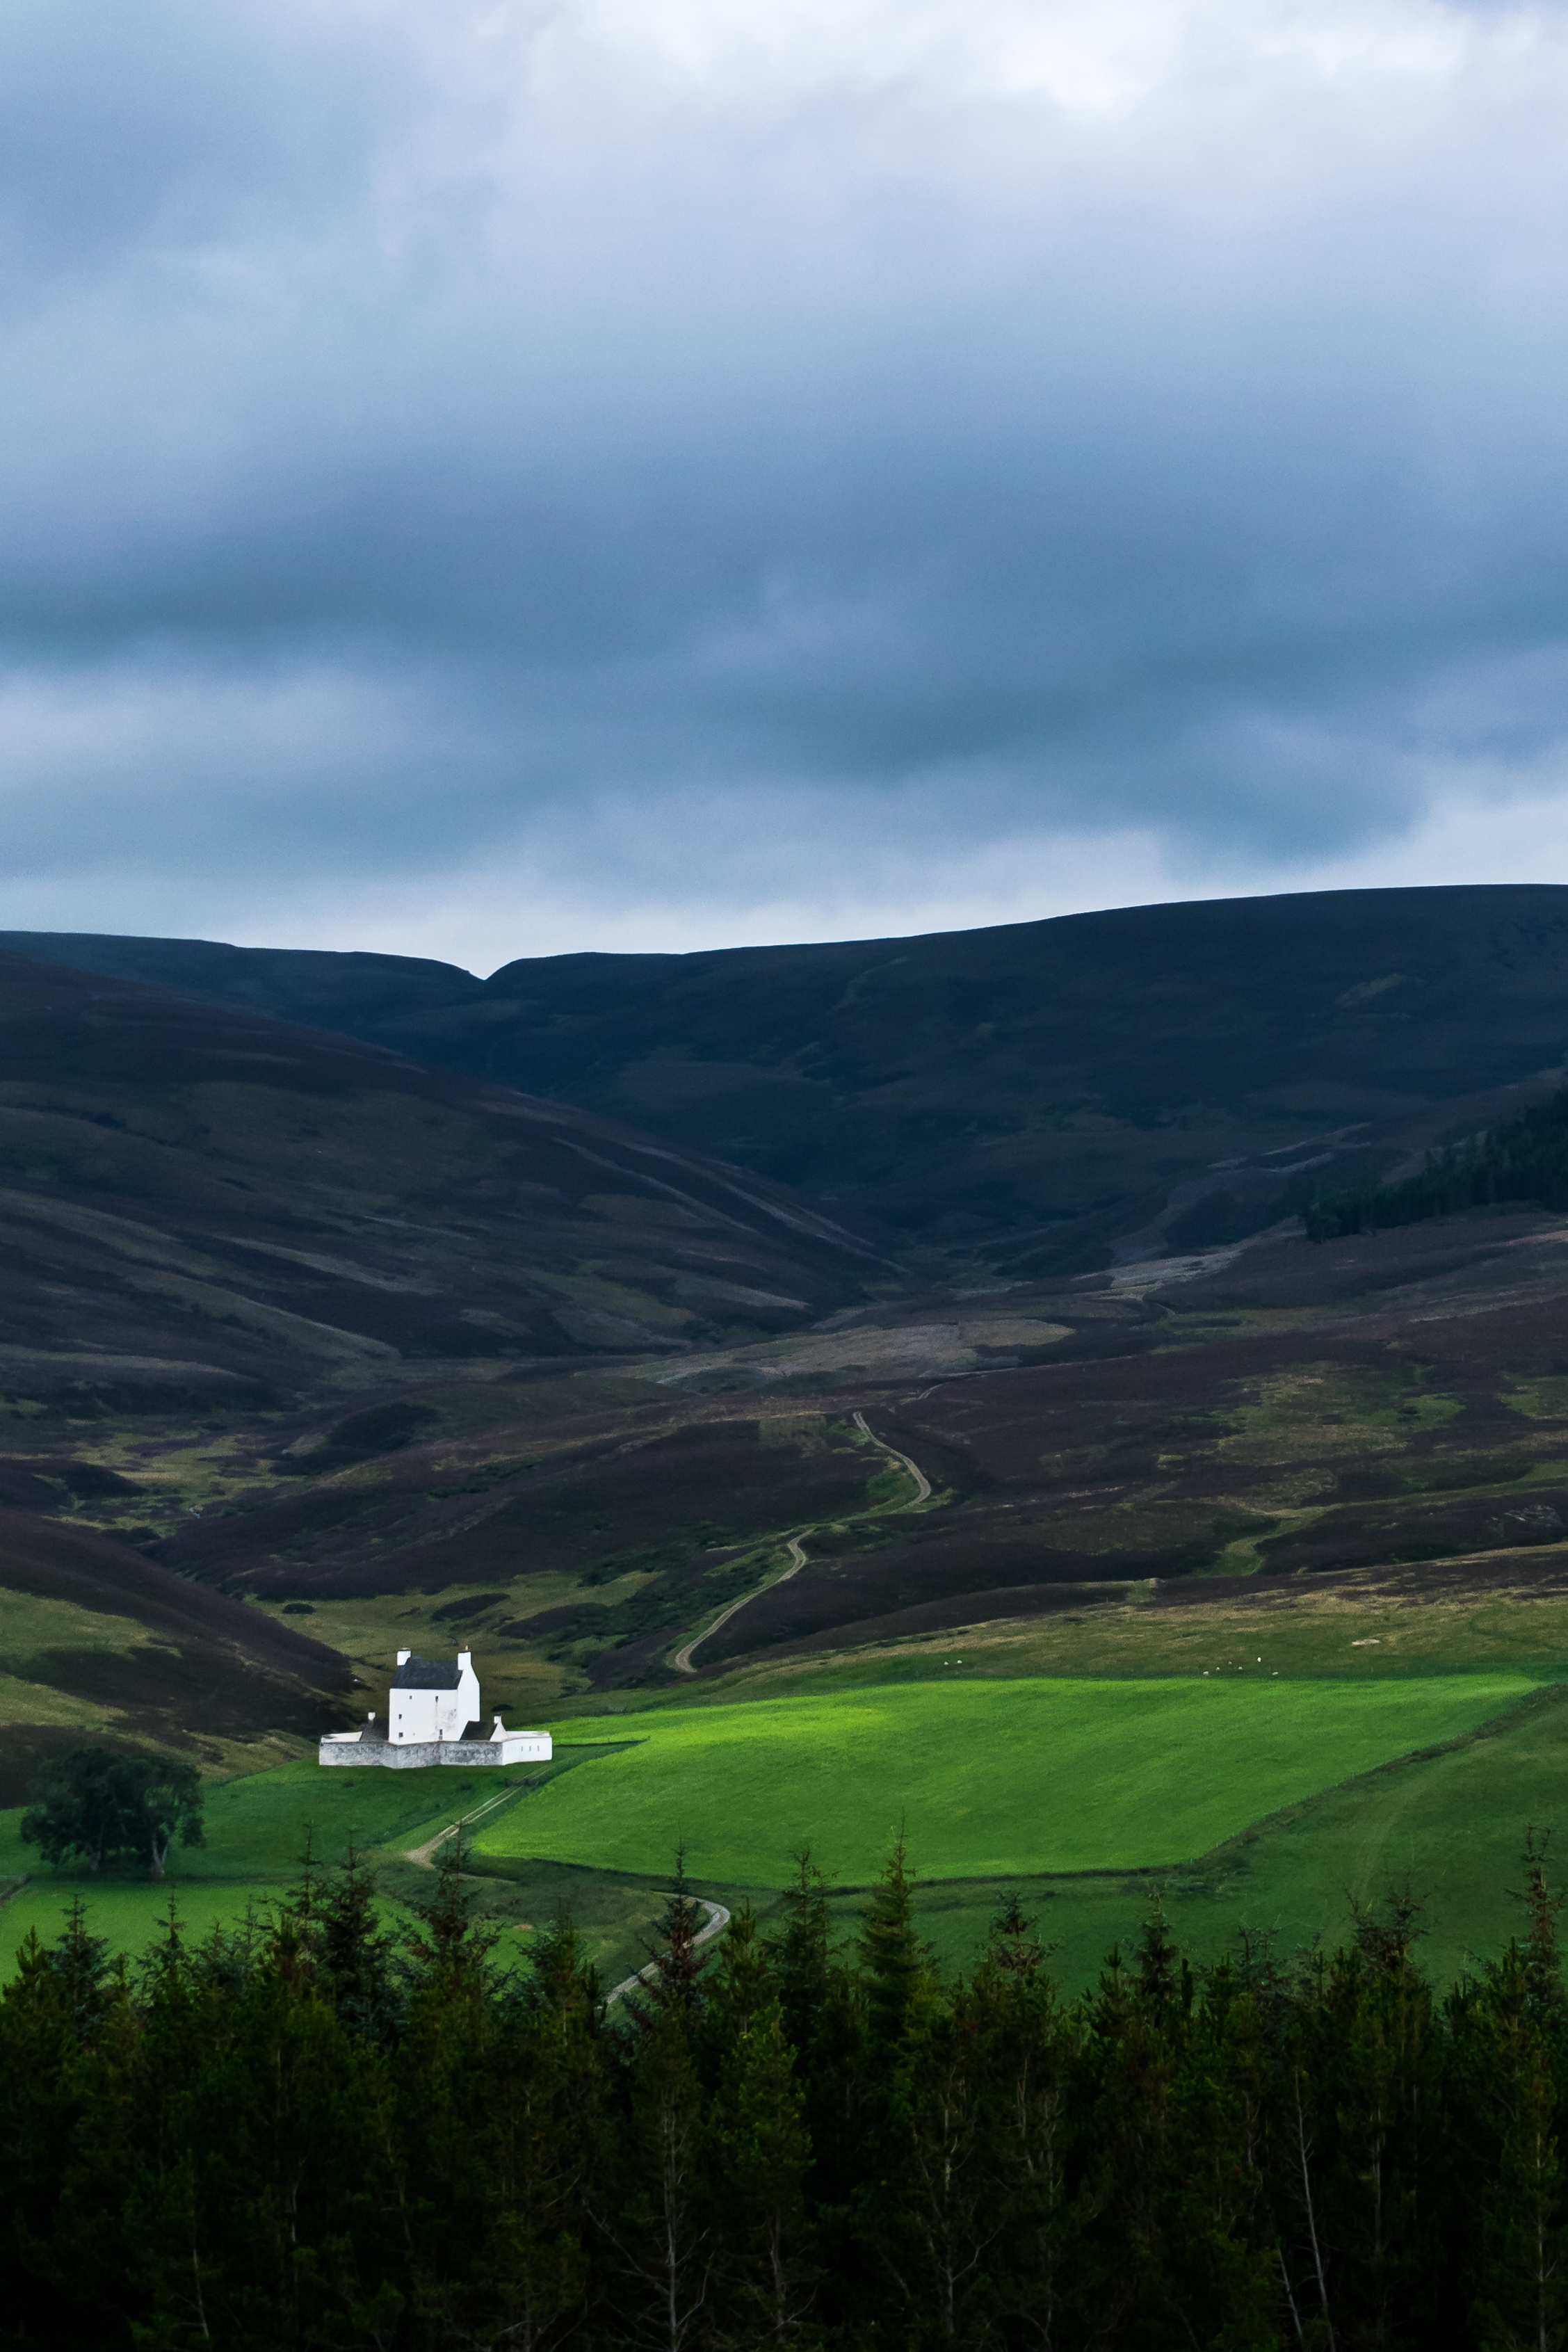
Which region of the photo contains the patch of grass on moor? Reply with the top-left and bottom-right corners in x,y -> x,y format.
632,1579 -> 1568,1704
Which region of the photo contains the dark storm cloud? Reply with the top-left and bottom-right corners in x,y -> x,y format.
3,0 -> 1568,955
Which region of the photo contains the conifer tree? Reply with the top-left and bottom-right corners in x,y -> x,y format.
316,1839 -> 401,2046
1453,1840 -> 1568,2352
702,1908 -> 816,2344
628,1844 -> 713,2031
615,2004 -> 714,2352
1289,1889 -> 1450,2351
450,1906 -> 606,2352
769,1848 -> 834,2060
859,1832 -> 926,2049
393,1833 -> 510,2341
972,1894 -> 1081,2351
768,1846 -> 865,2314
47,1896 -> 111,2040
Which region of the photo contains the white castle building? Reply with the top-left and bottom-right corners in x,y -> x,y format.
318,1647 -> 553,1770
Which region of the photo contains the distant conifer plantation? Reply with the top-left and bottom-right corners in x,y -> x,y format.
6,1837 -> 1568,2348
1309,1082 -> 1568,1239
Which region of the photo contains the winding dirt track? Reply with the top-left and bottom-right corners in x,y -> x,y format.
403,1780 -> 526,1867
400,1788 -> 729,2011
606,1899 -> 732,2006
852,1408 -> 932,1501
672,1536 -> 809,1675
672,1412 -> 932,1674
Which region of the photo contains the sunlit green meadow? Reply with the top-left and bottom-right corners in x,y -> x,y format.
477,1674 -> 1545,1886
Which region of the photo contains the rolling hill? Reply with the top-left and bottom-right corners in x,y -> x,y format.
0,947 -> 887,1758
0,1508 -> 350,1801
0,944 -> 883,1398
14,882 -> 1568,1274
12,890 -> 1568,1754
133,1203 -> 1568,1702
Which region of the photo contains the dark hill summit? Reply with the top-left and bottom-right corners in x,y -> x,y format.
15,885 -> 1568,1273
0,946 -> 881,1401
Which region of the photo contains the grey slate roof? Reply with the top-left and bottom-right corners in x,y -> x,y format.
392,1654 -> 463,1689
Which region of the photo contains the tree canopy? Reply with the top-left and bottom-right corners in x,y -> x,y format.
1308,1081 -> 1568,1239
8,1836 -> 1568,2347
20,1746 -> 204,1879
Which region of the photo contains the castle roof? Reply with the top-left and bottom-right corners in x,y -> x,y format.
392,1654 -> 465,1689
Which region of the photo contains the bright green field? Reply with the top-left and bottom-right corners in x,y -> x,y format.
2,1677 -> 1560,1988
905,1677 -> 1568,1988
476,1675 -> 1543,1887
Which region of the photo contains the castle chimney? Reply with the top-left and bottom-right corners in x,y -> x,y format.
458,1648 -> 472,1669
396,1648 -> 411,1666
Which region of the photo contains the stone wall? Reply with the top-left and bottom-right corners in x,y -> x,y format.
318,1734 -> 510,1769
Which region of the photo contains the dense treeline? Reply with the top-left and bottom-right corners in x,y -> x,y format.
6,1839 -> 1568,2351
1307,1083 -> 1568,1238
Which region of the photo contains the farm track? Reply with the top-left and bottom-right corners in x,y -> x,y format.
400,1787 -> 730,2008
605,1899 -> 732,2006
403,1780 -> 527,1867
672,1536 -> 810,1675
672,1415 -> 934,1673
853,1409 -> 933,1502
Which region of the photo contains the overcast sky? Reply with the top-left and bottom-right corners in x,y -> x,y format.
3,0 -> 1568,971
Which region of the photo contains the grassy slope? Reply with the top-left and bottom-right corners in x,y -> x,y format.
5,1668 -> 1565,1992
0,1761 -> 566,1975
908,1680 -> 1568,1990
621,1556 -> 1568,1707
474,1676 -> 1539,1885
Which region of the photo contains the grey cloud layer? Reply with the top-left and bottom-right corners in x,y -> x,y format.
2,0 -> 1567,943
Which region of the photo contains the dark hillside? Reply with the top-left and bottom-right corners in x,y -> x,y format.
0,947 -> 882,1412
684,1211 -> 1568,1671
0,950 -> 889,1737
0,930 -> 481,1035
1308,1077 -> 1568,1237
134,1207 -> 1568,1698
0,1509 -> 351,1798
18,884 -> 1568,1273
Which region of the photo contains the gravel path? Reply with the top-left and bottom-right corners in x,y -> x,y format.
852,1408 -> 932,1501
672,1412 -> 931,1674
605,1898 -> 732,2006
403,1780 -> 526,1867
672,1535 -> 810,1675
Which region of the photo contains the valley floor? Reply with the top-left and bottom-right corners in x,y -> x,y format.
6,1639 -> 1567,1995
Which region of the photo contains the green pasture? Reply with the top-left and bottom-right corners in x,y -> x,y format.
477,1674 -> 1543,1887
904,1678 -> 1568,1990
5,1673 -> 1567,1993
0,1759 -> 544,1973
